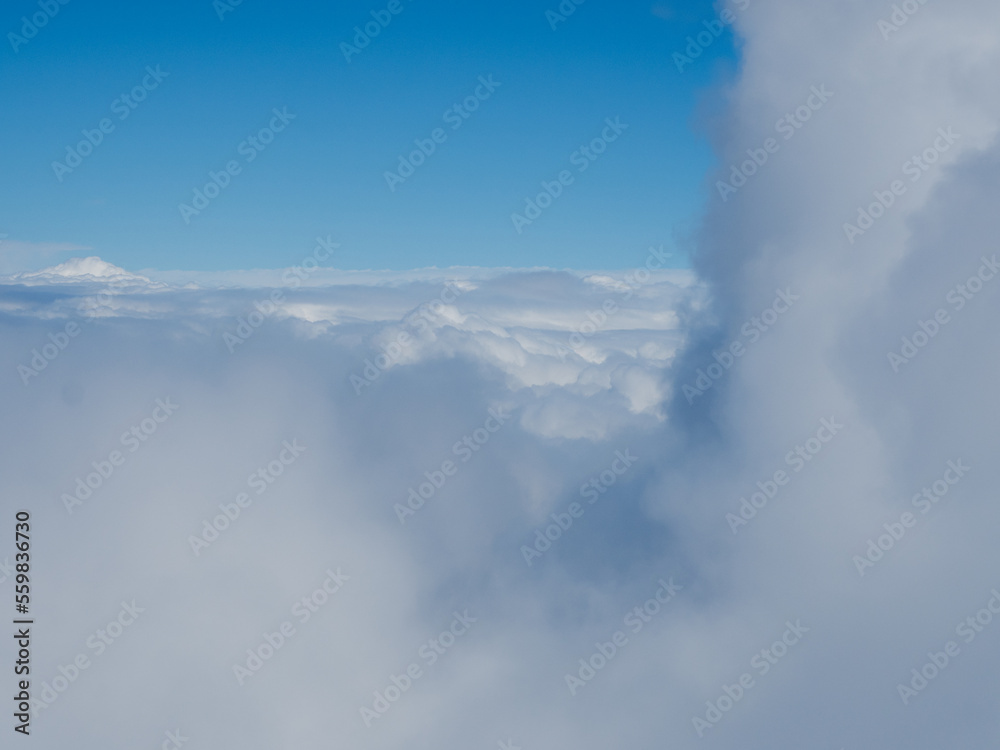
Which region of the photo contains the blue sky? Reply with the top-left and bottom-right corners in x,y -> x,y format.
1,0 -> 736,271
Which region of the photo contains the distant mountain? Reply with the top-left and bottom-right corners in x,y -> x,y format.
4,256 -> 164,287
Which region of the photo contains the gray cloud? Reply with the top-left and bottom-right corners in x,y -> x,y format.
4,2 -> 1000,747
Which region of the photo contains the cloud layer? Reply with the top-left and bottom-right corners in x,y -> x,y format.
4,1 -> 1000,748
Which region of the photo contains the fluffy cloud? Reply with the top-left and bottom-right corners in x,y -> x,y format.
0,251 -> 692,747
3,2 -> 1000,747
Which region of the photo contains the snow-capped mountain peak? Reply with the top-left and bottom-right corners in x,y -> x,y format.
6,256 -> 156,286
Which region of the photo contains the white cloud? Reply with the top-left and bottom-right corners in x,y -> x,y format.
4,2 -> 1000,747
